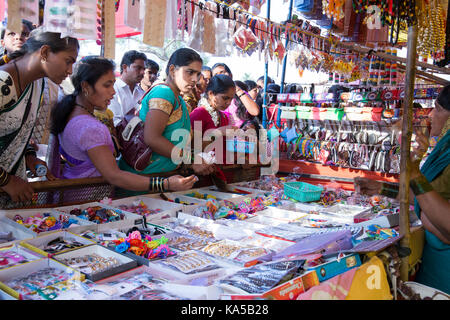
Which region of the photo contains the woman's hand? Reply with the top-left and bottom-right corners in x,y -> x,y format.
25,155 -> 56,181
354,177 -> 382,196
410,128 -> 429,179
167,174 -> 198,191
1,175 -> 34,202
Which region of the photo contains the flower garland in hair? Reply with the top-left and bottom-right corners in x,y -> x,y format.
199,97 -> 219,127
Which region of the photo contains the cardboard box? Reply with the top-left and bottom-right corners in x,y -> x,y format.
0,258 -> 83,299
306,253 -> 361,282
53,244 -> 138,282
0,242 -> 44,270
262,271 -> 320,300
176,188 -> 243,202
145,251 -> 226,286
20,230 -> 96,258
56,201 -> 144,231
1,208 -> 96,237
0,216 -> 35,247
109,196 -> 184,223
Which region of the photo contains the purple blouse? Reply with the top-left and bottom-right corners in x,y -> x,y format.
58,115 -> 114,179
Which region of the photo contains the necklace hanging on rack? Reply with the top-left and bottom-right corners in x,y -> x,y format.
200,97 -> 220,127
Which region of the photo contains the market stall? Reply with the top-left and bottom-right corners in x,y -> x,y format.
0,0 -> 449,301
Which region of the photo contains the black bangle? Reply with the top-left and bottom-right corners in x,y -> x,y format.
410,175 -> 433,196
238,92 -> 247,98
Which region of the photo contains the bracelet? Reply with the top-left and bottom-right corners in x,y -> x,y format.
0,169 -> 11,187
238,91 -> 247,98
166,178 -> 170,191
379,182 -> 399,198
410,174 -> 433,196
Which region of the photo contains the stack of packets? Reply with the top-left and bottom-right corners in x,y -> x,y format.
365,225 -> 399,240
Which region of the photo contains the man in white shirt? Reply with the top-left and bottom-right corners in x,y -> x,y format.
108,50 -> 147,126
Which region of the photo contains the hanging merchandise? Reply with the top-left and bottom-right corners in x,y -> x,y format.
416,0 -> 447,62
323,0 -> 345,21
19,0 -> 40,26
215,6 -> 233,57
202,1 -> 216,54
142,0 -> 167,47
232,25 -> 260,55
43,0 -> 98,40
186,1 -> 204,51
436,0 -> 450,67
124,0 -> 143,32
166,0 -> 180,42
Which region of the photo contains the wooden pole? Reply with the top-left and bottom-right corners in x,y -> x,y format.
103,0 -> 116,59
398,22 -> 418,282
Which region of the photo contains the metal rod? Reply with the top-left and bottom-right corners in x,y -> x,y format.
262,0 -> 271,129
398,22 -> 418,282
276,0 -> 294,128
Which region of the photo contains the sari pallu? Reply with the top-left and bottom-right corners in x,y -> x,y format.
414,127 -> 450,294
0,70 -> 45,179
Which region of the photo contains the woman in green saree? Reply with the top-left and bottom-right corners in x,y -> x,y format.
119,48 -> 214,176
0,29 -> 79,203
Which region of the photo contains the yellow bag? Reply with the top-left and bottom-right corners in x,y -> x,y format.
346,256 -> 393,300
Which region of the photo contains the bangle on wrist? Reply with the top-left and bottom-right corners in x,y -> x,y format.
238,91 -> 247,98
410,174 -> 433,196
0,169 -> 11,187
166,178 -> 170,191
379,182 -> 399,198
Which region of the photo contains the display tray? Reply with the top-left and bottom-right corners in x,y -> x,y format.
201,239 -> 274,267
256,207 -> 311,222
20,230 -> 96,257
145,250 -> 226,285
0,217 -> 35,246
175,213 -> 252,241
319,204 -> 372,223
56,202 -> 144,231
0,242 -> 44,270
146,193 -> 208,209
108,196 -> 183,223
207,185 -> 265,197
53,244 -> 138,282
0,258 -> 83,300
175,188 -> 243,202
0,208 -> 96,237
153,232 -> 217,252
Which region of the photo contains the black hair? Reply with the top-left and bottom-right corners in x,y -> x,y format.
244,80 -> 257,91
7,28 -> 79,61
119,50 -> 147,74
50,56 -> 115,135
240,118 -> 261,140
205,74 -> 235,95
437,84 -> 450,111
202,66 -> 212,72
1,19 -> 35,40
165,47 -> 203,76
212,62 -> 232,77
145,59 -> 159,71
257,75 -> 273,84
234,81 -> 251,121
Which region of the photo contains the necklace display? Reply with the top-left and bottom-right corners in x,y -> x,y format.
75,103 -> 95,117
200,97 -> 220,127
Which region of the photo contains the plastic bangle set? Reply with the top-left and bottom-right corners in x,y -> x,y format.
149,177 -> 167,192
410,174 -> 433,196
380,182 -> 399,198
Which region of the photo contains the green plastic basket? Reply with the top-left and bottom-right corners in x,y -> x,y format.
283,182 -> 323,202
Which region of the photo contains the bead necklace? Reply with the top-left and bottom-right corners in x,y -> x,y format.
199,97 -> 220,127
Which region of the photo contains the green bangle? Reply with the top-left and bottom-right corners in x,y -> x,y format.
379,182 -> 399,198
410,175 -> 433,196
